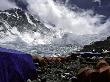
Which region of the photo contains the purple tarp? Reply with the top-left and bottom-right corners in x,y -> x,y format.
0,47 -> 37,82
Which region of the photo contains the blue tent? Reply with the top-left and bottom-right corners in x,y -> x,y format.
0,47 -> 37,82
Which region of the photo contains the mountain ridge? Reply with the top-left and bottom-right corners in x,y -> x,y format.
82,36 -> 110,52
0,8 -> 51,34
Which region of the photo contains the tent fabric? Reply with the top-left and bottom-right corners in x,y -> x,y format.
0,47 -> 37,82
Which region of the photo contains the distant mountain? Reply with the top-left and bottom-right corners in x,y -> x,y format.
82,36 -> 110,52
0,8 -> 51,37
0,8 -> 109,55
0,8 -> 81,55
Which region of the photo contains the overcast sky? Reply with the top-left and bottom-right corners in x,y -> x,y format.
0,0 -> 17,10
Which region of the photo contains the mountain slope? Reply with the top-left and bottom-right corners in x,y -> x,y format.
0,8 -> 109,55
0,8 -> 81,55
82,36 -> 110,52
0,8 -> 50,35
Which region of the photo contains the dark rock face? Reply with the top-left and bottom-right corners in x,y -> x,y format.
0,9 -> 28,32
0,9 -> 50,38
82,36 -> 110,52
0,8 -> 50,34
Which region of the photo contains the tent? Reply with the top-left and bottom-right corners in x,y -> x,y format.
0,47 -> 37,82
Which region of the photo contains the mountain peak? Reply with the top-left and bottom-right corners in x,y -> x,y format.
0,8 -> 50,34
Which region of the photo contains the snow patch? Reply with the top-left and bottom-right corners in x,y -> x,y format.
25,13 -> 36,26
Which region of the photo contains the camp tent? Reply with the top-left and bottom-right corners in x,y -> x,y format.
0,47 -> 37,82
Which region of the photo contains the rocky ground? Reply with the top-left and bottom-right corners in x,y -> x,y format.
31,36 -> 110,82
32,52 -> 110,82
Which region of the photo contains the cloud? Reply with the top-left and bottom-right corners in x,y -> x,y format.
0,0 -> 17,10
93,0 -> 101,3
27,0 -> 109,35
25,0 -> 110,46
0,0 -> 110,45
93,0 -> 101,6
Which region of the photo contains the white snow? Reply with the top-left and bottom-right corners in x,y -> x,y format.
2,12 -> 11,16
15,11 -> 19,19
25,13 -> 36,26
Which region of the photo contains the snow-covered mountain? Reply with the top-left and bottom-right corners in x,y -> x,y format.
0,8 -> 50,34
0,0 -> 110,56
0,8 -> 82,55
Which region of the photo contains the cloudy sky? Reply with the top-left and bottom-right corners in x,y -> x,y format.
0,0 -> 17,10
0,0 -> 110,17
0,0 -> 110,35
